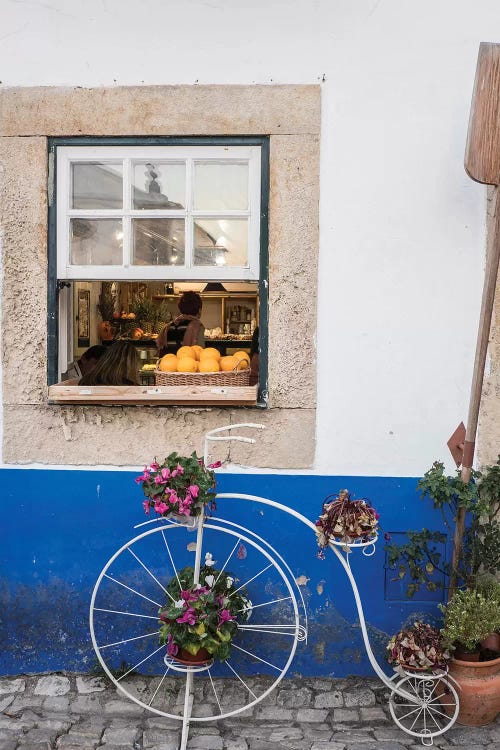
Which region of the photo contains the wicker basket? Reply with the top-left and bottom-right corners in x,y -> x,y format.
154,367 -> 250,387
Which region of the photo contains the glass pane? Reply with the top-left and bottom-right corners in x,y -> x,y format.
133,162 -> 186,209
70,219 -> 123,265
132,219 -> 185,266
193,219 -> 248,267
71,163 -> 123,209
194,162 -> 248,210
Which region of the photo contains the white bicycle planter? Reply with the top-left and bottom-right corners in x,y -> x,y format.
90,424 -> 459,749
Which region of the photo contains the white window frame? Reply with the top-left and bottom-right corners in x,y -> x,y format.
56,145 -> 261,281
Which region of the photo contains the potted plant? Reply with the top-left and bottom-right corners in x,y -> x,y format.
315,489 -> 379,556
135,452 -> 219,522
159,554 -> 252,664
439,586 -> 500,725
386,621 -> 451,673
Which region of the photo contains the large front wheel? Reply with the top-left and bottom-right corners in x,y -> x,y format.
90,521 -> 303,721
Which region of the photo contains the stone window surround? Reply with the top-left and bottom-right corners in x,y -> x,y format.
0,84 -> 320,468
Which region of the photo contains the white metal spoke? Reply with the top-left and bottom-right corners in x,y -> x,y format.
396,704 -> 424,722
237,595 -> 291,612
116,643 -> 166,681
148,669 -> 171,707
231,642 -> 282,671
237,624 -> 298,637
161,529 -> 182,590
103,573 -> 162,607
94,607 -> 159,621
431,689 -> 454,702
229,564 -> 273,596
208,670 -> 223,714
214,539 -> 241,586
126,547 -> 171,598
427,704 -> 455,720
99,630 -> 160,650
224,659 -> 258,700
409,706 -> 425,732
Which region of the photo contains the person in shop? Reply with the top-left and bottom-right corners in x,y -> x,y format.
156,291 -> 205,357
63,344 -> 107,381
249,326 -> 259,386
78,341 -> 139,386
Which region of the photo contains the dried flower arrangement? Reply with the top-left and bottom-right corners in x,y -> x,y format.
387,622 -> 451,673
315,489 -> 380,557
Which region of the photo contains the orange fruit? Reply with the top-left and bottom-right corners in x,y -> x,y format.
199,358 -> 220,373
233,351 -> 250,364
177,345 -> 195,359
199,347 -> 221,361
220,355 -> 238,372
177,357 -> 198,373
159,355 -> 178,372
192,345 -> 203,361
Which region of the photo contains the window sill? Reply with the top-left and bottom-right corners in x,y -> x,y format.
47,383 -> 258,407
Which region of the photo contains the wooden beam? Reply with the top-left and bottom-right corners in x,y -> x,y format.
47,384 -> 258,406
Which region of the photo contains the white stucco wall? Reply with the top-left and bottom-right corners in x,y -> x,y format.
0,0 -> 495,476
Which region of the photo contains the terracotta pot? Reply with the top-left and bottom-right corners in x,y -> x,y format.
454,645 -> 481,662
480,632 -> 500,652
446,654 -> 500,725
173,647 -> 212,666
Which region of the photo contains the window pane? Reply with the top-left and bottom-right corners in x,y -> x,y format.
133,162 -> 186,209
70,219 -> 123,265
194,162 -> 248,210
132,219 -> 185,266
193,219 -> 248,267
71,163 -> 123,209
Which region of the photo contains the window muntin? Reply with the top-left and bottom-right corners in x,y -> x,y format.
56,145 -> 261,281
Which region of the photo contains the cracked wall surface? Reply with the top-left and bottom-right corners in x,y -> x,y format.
0,85 -> 320,467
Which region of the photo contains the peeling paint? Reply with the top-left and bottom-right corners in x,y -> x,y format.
316,579 -> 325,595
187,542 -> 197,552
295,575 -> 310,586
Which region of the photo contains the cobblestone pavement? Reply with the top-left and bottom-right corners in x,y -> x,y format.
0,673 -> 499,750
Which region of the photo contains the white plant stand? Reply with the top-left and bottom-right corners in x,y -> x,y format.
89,424 -> 459,749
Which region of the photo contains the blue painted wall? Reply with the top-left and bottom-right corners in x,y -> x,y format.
0,469 -> 448,677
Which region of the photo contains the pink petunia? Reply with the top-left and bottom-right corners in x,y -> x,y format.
161,467 -> 171,480
208,460 -> 222,469
188,484 -> 199,498
143,500 -> 151,515
149,461 -> 159,471
166,634 -> 178,656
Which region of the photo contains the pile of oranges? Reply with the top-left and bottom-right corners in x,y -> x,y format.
157,346 -> 250,374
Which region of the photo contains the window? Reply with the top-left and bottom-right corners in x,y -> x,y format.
48,138 -> 268,406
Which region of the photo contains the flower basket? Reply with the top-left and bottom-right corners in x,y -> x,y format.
315,489 -> 379,556
387,622 -> 451,674
159,555 -> 252,663
136,452 -> 218,520
154,368 -> 250,387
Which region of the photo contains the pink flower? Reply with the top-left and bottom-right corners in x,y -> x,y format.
149,462 -> 159,471
167,490 -> 179,505
176,607 -> 196,625
208,460 -> 222,469
143,500 -> 151,515
161,467 -> 171,480
218,609 -> 234,627
154,501 -> 169,514
166,634 -> 178,656
154,475 -> 165,485
188,484 -> 199,498
135,472 -> 150,484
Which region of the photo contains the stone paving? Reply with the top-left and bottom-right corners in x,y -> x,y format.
0,673 -> 499,750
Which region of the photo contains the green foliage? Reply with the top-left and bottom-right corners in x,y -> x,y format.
155,301 -> 171,325
439,587 -> 500,652
386,458 -> 500,597
159,562 -> 251,662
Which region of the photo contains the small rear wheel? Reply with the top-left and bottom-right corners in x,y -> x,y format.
389,673 -> 459,744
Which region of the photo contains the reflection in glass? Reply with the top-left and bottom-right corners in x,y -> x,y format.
133,162 -> 186,209
70,219 -> 123,265
194,162 -> 248,210
193,219 -> 248,267
132,219 -> 185,266
72,163 -> 123,209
